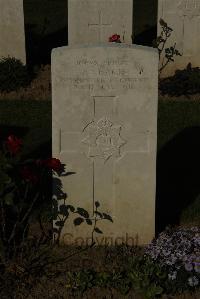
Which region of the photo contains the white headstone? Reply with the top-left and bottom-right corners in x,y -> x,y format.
158,0 -> 200,77
0,0 -> 26,64
52,43 -> 158,246
68,0 -> 133,45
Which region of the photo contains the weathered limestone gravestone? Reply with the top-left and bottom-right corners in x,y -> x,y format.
68,0 -> 133,45
52,43 -> 158,245
0,0 -> 26,64
158,0 -> 200,77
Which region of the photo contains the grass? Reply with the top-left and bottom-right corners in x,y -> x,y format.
157,100 -> 200,150
0,99 -> 51,157
1,99 -> 200,152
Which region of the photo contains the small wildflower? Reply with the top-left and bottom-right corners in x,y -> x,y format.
184,262 -> 193,272
168,271 -> 177,281
188,276 -> 199,287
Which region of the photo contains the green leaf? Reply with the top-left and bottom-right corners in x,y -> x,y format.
77,207 -> 89,218
94,227 -> 103,234
154,285 -> 163,295
74,217 -> 84,226
4,192 -> 14,205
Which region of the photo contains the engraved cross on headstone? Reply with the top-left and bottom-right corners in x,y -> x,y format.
88,10 -> 112,42
81,95 -> 125,215
59,94 -> 151,217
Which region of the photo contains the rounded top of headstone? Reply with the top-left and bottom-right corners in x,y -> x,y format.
51,43 -> 158,57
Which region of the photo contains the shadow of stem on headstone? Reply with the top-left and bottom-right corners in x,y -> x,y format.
52,163 -> 113,246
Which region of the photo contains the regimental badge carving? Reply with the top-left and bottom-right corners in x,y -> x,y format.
177,0 -> 200,19
82,117 -> 126,162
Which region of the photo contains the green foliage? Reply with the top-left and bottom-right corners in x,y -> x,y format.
65,232 -> 200,298
159,63 -> 200,96
66,269 -> 131,297
65,256 -> 167,298
128,255 -> 166,299
0,57 -> 30,92
66,270 -> 95,295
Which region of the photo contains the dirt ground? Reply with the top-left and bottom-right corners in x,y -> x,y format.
9,243 -> 200,299
4,222 -> 197,299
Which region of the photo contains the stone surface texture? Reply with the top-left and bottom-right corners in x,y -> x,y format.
0,0 -> 26,64
158,0 -> 200,77
68,0 -> 133,45
52,43 -> 158,246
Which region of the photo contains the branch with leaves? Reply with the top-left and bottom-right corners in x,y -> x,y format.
153,18 -> 182,75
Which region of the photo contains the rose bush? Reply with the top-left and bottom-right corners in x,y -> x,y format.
5,134 -> 22,155
0,134 -> 63,261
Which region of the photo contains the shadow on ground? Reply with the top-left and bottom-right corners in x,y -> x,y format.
156,126 -> 200,235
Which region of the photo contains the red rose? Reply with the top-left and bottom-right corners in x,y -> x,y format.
44,158 -> 62,172
5,135 -> 22,155
109,34 -> 121,43
20,166 -> 38,184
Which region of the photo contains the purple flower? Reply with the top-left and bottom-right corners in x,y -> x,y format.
190,227 -> 199,232
162,249 -> 171,257
184,262 -> 193,272
144,225 -> 200,286
194,262 -> 200,273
